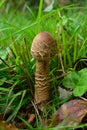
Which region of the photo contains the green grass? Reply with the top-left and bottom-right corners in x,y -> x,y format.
0,0 -> 87,129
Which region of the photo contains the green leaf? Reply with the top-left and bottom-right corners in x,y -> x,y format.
73,85 -> 86,97
73,68 -> 87,96
63,68 -> 87,97
63,71 -> 79,89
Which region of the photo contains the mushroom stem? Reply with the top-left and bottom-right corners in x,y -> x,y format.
31,32 -> 56,110
36,60 -> 49,74
35,60 -> 50,110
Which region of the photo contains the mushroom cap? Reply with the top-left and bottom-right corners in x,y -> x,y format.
31,32 -> 56,61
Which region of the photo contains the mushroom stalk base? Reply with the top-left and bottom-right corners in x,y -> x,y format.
35,60 -> 50,110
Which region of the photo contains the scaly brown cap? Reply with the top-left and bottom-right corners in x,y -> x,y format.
31,32 -> 56,61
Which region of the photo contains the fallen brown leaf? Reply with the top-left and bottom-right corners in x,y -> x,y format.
51,99 -> 87,127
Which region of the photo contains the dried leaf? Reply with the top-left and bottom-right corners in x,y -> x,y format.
51,99 -> 87,127
28,114 -> 35,124
0,121 -> 18,130
58,86 -> 72,100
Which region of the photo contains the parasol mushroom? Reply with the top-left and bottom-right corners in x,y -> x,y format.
31,32 -> 56,111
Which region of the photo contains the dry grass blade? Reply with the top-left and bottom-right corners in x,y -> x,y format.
0,57 -> 16,74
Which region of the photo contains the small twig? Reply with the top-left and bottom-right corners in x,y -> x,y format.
49,72 -> 67,82
0,79 -> 13,85
0,65 -> 16,71
80,97 -> 87,102
59,53 -> 65,74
